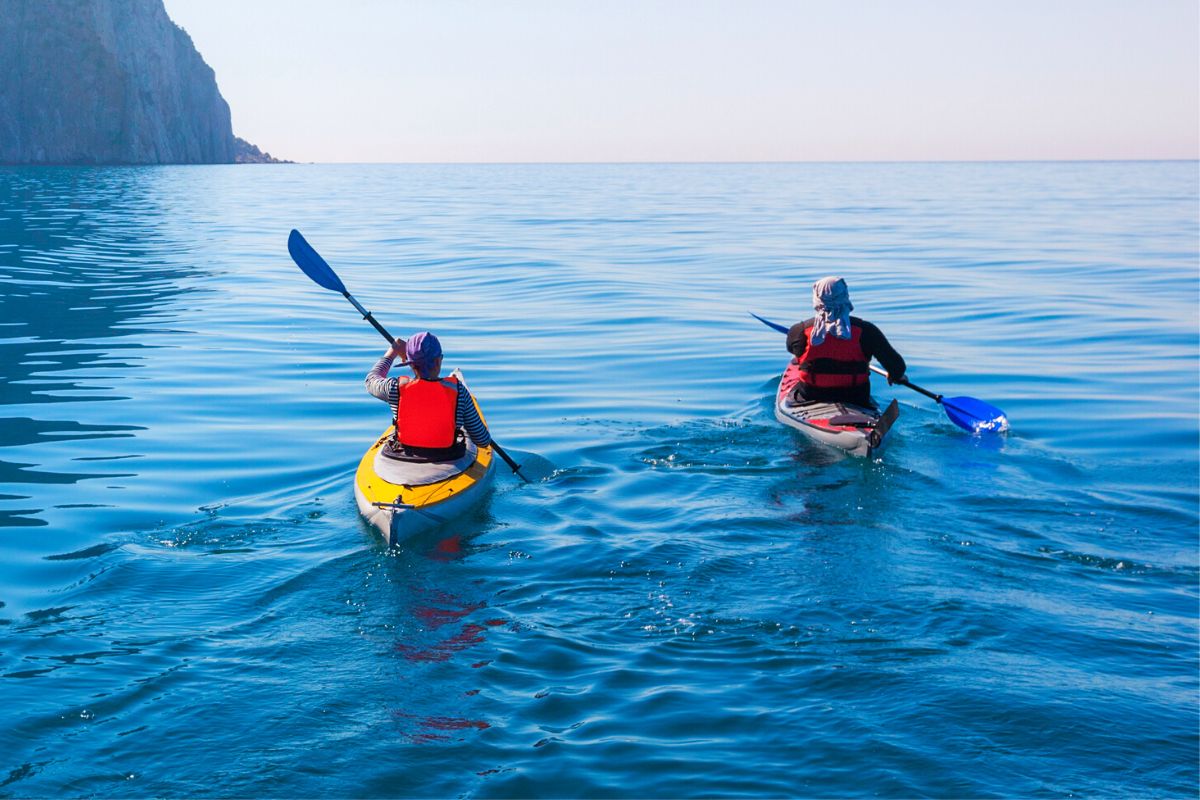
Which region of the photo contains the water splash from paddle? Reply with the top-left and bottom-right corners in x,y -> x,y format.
973,414 -> 1010,434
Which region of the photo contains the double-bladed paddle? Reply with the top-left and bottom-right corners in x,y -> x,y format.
749,312 -> 1008,433
288,229 -> 530,482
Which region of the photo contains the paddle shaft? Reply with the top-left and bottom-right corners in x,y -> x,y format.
343,291 -> 395,344
291,230 -> 529,482
346,289 -> 528,481
754,312 -> 927,398
868,364 -> 941,403
750,311 -> 1007,433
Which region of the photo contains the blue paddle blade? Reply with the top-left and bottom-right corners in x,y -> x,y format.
287,229 -> 346,293
749,312 -> 790,334
942,396 -> 1009,434
752,309 -> 1010,433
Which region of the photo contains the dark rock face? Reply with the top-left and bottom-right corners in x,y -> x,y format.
0,0 -> 236,164
234,136 -> 290,164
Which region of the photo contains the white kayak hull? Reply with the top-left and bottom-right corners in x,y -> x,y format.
775,363 -> 898,457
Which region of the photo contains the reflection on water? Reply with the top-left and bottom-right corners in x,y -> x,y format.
0,168 -> 204,528
0,163 -> 1195,798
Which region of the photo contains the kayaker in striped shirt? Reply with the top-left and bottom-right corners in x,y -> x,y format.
365,331 -> 491,460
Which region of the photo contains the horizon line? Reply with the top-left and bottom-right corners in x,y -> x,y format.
4,157 -> 1196,168
260,157 -> 1200,166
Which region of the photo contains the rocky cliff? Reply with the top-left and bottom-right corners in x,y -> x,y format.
0,0 -> 238,164
234,136 -> 289,164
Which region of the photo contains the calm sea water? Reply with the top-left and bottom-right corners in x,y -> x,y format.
0,162 -> 1196,798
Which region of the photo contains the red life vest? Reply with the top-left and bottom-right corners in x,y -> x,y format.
796,324 -> 870,389
397,376 -> 459,449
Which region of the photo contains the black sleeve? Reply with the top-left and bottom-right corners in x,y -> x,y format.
858,320 -> 906,378
786,320 -> 812,357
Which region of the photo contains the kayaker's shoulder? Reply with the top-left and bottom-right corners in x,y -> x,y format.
850,316 -> 883,334
787,318 -> 815,334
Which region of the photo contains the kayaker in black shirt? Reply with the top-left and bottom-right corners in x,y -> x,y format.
784,276 -> 906,408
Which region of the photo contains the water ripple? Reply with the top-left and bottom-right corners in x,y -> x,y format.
0,162 -> 1195,798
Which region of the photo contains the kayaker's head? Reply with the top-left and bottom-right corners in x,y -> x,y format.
810,276 -> 854,345
405,331 -> 443,380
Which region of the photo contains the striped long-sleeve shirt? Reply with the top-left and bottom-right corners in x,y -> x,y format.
365,355 -> 491,447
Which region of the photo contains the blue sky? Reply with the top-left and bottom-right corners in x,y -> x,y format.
163,0 -> 1198,163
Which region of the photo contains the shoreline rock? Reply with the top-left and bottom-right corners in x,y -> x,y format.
234,137 -> 292,164
0,0 -> 286,165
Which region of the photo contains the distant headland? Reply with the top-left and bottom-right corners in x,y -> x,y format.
0,0 -> 287,165
234,137 -> 289,165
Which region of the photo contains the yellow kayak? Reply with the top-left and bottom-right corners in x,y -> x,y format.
353,370 -> 496,544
